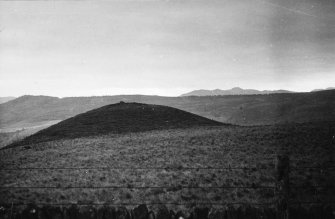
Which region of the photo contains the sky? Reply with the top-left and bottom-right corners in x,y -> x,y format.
0,0 -> 334,97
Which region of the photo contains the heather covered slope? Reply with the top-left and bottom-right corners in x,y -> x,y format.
8,102 -> 224,147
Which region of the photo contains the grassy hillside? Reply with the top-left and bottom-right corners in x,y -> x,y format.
0,90 -> 334,130
0,122 -> 334,211
7,102 -> 224,147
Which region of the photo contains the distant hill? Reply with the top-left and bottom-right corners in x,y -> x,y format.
0,90 -> 334,130
0,97 -> 16,104
8,102 -> 224,146
311,87 -> 335,92
180,87 -> 293,96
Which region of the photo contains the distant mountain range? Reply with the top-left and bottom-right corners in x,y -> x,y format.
180,87 -> 294,96
311,87 -> 335,92
0,97 -> 16,104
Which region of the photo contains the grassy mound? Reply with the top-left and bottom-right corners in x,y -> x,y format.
7,102 -> 225,147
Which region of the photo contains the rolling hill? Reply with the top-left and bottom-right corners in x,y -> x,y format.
0,90 -> 334,134
7,102 -> 224,147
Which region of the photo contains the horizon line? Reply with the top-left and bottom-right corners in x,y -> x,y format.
3,87 -> 335,99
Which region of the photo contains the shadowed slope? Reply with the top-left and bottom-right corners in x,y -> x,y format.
7,102 -> 225,147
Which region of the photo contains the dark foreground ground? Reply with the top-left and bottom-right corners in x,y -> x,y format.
0,122 -> 334,214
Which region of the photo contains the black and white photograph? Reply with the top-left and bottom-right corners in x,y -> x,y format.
0,0 -> 334,218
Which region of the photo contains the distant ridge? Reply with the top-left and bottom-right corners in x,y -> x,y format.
180,87 -> 294,96
311,87 -> 335,92
0,96 -> 16,104
7,102 -> 225,147
1,90 -> 334,131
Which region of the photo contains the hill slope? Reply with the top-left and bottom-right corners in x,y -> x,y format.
0,90 -> 334,130
9,102 -> 224,146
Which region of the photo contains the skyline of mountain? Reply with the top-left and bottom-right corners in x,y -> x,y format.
1,87 -> 334,100
311,87 -> 335,92
180,87 -> 294,97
